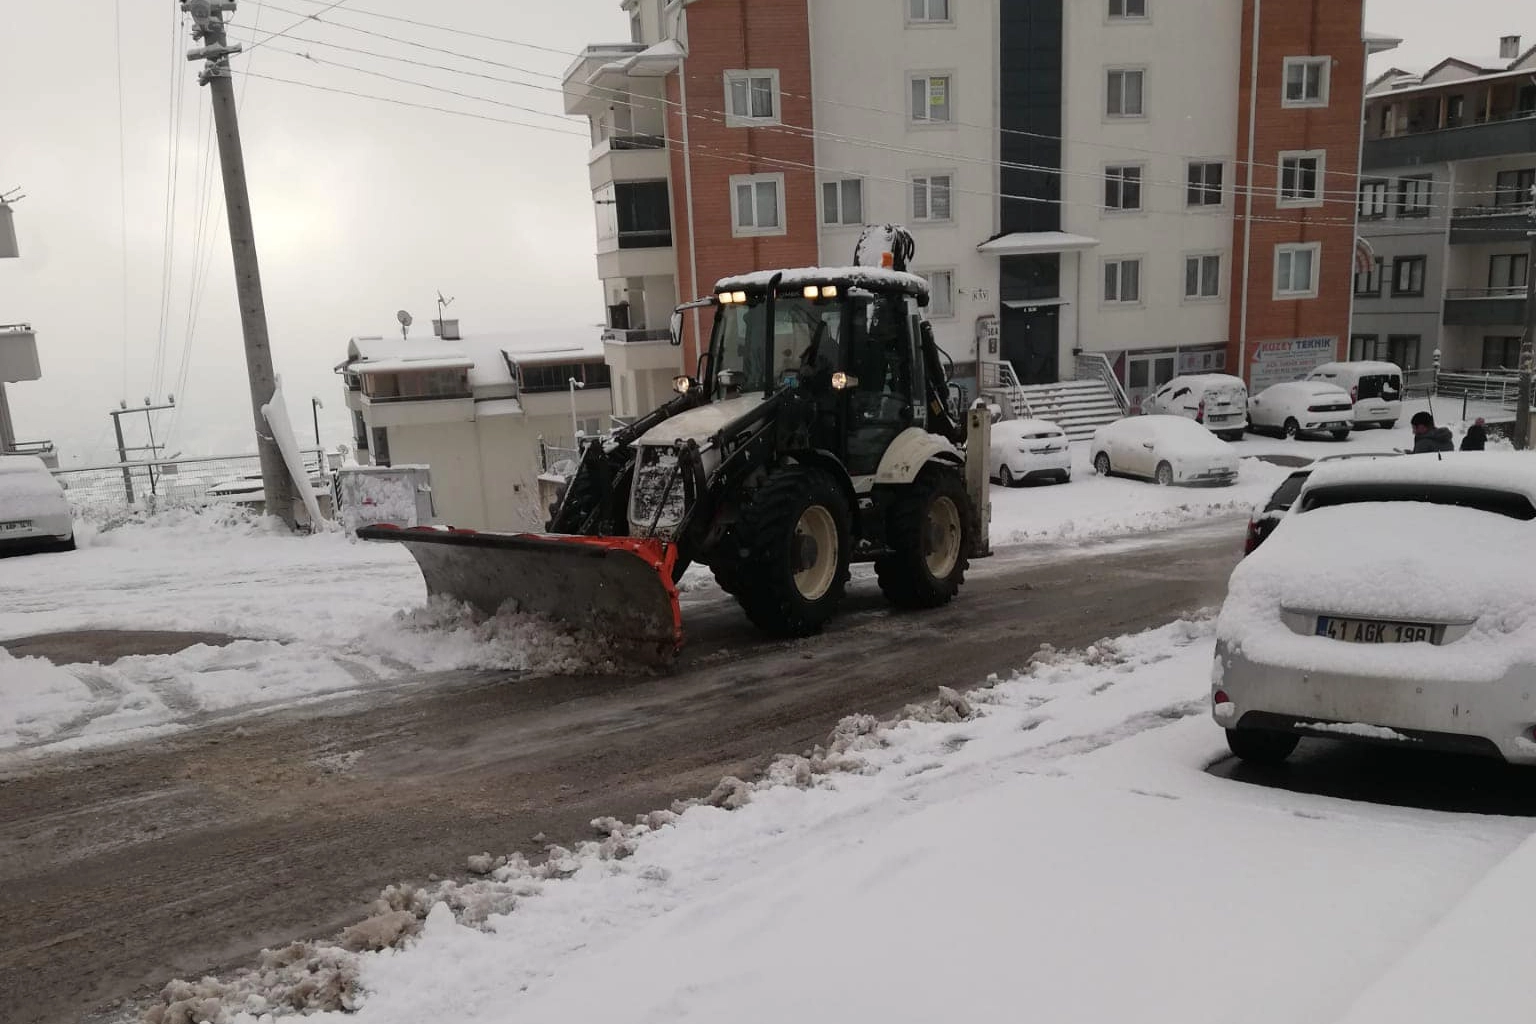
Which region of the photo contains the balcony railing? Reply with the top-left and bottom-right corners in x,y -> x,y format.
1442,287 -> 1529,327
1446,286 -> 1529,299
1447,202 -> 1535,243
1362,111 -> 1536,170
609,133 -> 665,151
364,390 -> 473,404
1452,202 -> 1536,219
616,228 -> 673,249
601,327 -> 672,343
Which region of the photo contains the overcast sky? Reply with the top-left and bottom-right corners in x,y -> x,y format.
0,0 -> 1523,464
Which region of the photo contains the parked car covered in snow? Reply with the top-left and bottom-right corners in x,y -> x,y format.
1304,361 -> 1403,429
0,455 -> 74,555
1090,415 -> 1238,487
1214,452 -> 1536,764
1142,374 -> 1248,441
990,418 -> 1071,486
1247,380 -> 1355,440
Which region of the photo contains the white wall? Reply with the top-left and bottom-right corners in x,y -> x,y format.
808,0 -> 999,369
1061,0 -> 1240,363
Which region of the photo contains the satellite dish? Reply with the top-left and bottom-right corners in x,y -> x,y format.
396,309 -> 413,327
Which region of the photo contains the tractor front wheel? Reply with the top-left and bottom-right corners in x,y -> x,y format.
731,467 -> 851,637
876,467 -> 972,609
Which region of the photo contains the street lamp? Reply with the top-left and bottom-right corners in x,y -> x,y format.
311,396 -> 323,447
568,377 -> 585,443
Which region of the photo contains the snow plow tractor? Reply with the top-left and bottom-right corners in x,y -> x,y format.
359,226 -> 992,663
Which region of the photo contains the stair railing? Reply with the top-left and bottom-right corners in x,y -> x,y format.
1073,352 -> 1130,415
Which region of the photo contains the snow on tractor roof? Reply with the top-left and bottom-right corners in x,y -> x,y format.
714,266 -> 931,301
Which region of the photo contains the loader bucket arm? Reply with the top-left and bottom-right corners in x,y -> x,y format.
359,525 -> 684,665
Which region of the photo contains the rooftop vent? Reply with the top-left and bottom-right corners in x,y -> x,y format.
1499,35 -> 1521,59
433,318 -> 461,341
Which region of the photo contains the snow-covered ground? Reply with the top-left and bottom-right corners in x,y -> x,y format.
138,617 -> 1535,1024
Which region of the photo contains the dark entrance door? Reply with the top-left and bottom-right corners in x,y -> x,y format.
1000,303 -> 1059,384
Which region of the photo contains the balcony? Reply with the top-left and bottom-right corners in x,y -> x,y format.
601,327 -> 671,344
1442,287 -> 1530,327
1363,111 -> 1536,170
1450,203 -> 1536,244
589,133 -> 670,190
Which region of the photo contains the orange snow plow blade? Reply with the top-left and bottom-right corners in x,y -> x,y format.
357,525 -> 684,664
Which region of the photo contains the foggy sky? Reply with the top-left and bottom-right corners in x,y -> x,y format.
0,0 -> 1521,464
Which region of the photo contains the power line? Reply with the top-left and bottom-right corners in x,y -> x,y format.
113,0 -> 129,400
242,0 -> 353,54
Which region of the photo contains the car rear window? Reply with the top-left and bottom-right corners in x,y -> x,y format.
1357,374 -> 1402,400
1299,483 -> 1536,521
1263,471 -> 1311,512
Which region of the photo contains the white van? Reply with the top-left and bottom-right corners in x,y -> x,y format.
1142,373 -> 1249,441
1304,361 -> 1403,429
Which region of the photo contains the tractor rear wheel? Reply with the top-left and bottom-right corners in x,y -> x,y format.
876,466 -> 972,609
731,467 -> 851,637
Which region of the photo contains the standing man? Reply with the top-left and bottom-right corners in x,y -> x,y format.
1410,411 -> 1455,453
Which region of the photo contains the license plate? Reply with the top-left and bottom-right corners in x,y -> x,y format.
1324,421 -> 1347,429
0,520 -> 32,532
1316,617 -> 1436,644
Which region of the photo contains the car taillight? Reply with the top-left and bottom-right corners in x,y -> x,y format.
1197,399 -> 1206,423
1243,518 -> 1261,555
1350,385 -> 1358,402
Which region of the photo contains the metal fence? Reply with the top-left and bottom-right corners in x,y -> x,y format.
52,449 -> 331,521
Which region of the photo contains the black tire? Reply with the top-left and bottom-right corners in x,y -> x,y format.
1283,418 -> 1300,439
1381,420 -> 1397,430
875,467 -> 972,610
1220,430 -> 1244,442
1225,728 -> 1299,764
1154,461 -> 1174,486
731,466 -> 851,637
1093,451 -> 1112,476
60,536 -> 76,553
1331,429 -> 1350,441
999,465 -> 1016,487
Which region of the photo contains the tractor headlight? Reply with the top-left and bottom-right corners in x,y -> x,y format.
821,285 -> 838,298
731,290 -> 747,304
673,376 -> 693,394
802,285 -> 819,299
831,372 -> 859,390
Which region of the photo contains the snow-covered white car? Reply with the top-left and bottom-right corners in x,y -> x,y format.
0,455 -> 74,555
1142,374 -> 1248,441
1247,380 -> 1355,440
1304,361 -> 1403,429
1214,452 -> 1536,765
990,418 -> 1071,486
1090,415 -> 1238,487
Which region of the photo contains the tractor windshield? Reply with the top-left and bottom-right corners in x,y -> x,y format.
710,296 -> 848,398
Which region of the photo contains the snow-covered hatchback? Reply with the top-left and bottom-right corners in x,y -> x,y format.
1213,452 -> 1536,764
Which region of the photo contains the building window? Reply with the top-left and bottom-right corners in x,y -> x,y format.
352,410 -> 368,451
1106,68 -> 1145,117
1275,242 -> 1319,298
1490,252 -> 1530,293
1186,161 -> 1223,207
1184,254 -> 1221,299
907,0 -> 951,23
911,173 -> 953,221
521,360 -> 612,394
1104,165 -> 1143,211
1104,258 -> 1142,304
822,179 -> 863,226
1391,255 -> 1426,297
1358,179 -> 1389,219
724,70 -> 779,125
1282,56 -> 1330,107
1483,335 -> 1523,370
730,173 -> 785,235
1354,256 -> 1383,297
1349,334 -> 1378,361
629,7 -> 642,43
921,269 -> 956,318
1108,0 -> 1148,18
1278,151 -> 1324,206
614,180 -> 672,249
1397,175 -> 1432,217
1387,335 -> 1421,372
1495,168 -> 1536,207
909,74 -> 953,123
371,427 -> 390,467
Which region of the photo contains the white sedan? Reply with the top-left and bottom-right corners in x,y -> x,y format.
1214,452 -> 1536,765
1090,415 -> 1238,486
990,418 -> 1071,486
0,455 -> 74,555
1248,381 -> 1355,440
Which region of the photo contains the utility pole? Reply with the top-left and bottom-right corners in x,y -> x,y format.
1515,186 -> 1536,452
181,0 -> 296,527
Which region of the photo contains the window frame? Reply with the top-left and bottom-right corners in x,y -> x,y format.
1182,252 -> 1222,301
729,172 -> 787,237
1107,0 -> 1148,20
908,71 -> 955,125
1391,255 -> 1427,298
1274,242 -> 1321,300
1277,149 -> 1326,208
1489,252 -> 1530,292
919,268 -> 957,318
1349,334 -> 1380,361
1104,163 -> 1145,212
1397,175 -> 1432,218
1494,168 -> 1535,208
1103,256 -> 1144,306
910,171 -> 956,222
1282,56 -> 1331,108
1354,256 -> 1384,298
722,68 -> 781,126
1482,335 -> 1524,370
1386,335 -> 1421,372
820,177 -> 864,227
1358,179 -> 1389,219
1186,160 -> 1224,208
1105,67 -> 1147,119
906,0 -> 953,25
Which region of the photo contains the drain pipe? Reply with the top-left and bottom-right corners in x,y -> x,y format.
1237,0 -> 1261,383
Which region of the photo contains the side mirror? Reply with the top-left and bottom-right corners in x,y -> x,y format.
669,309 -> 683,347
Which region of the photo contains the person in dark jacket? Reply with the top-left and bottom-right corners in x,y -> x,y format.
1460,417 -> 1487,451
1410,411 -> 1455,453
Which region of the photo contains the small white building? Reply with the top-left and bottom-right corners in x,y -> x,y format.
338,325 -> 615,531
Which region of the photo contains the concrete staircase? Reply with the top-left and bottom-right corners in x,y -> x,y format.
1015,379 -> 1126,441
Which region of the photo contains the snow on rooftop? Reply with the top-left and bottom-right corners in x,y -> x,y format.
347,327 -> 606,390
353,356 -> 475,376
714,266 -> 931,300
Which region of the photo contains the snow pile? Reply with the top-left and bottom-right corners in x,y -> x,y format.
0,648 -> 97,748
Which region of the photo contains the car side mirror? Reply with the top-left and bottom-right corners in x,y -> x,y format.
668,309 -> 683,347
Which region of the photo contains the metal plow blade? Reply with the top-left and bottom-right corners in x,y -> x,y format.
358,526 -> 684,665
